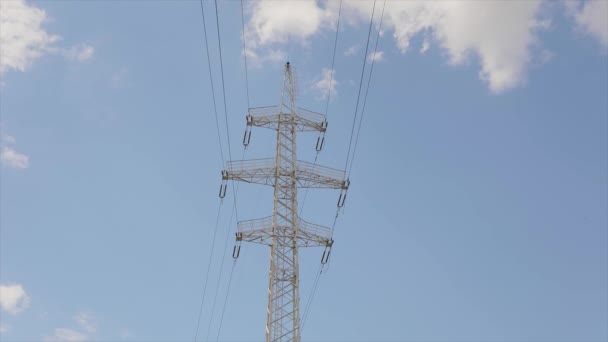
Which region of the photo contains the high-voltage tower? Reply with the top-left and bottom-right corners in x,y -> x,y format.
221,62 -> 349,342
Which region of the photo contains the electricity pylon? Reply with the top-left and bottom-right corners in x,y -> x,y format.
221,62 -> 349,342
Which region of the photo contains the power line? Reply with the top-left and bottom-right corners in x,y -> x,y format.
344,0 -> 377,173
240,0 -> 251,110
205,189 -> 238,341
204,148 -> 245,340
301,263 -> 323,330
194,200 -> 223,341
348,0 -> 387,176
302,1 -> 384,330
197,0 -> 224,167
299,0 -> 343,215
215,260 -> 237,341
213,0 -> 240,228
214,0 -> 234,164
323,0 -> 342,121
193,0 -> 228,339
298,1 -> 343,327
300,208 -> 340,331
204,3 -> 253,337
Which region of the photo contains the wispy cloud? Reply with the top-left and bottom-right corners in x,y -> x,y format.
44,311 -> 98,342
0,284 -> 31,315
420,38 -> 430,54
44,328 -> 88,342
74,312 -> 97,334
245,48 -> 286,68
313,68 -> 337,100
344,44 -> 360,56
64,44 -> 95,62
1,146 -> 29,169
368,51 -> 384,62
0,323 -> 10,333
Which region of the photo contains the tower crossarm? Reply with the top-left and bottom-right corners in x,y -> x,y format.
248,106 -> 327,132
224,159 -> 348,189
224,158 -> 276,186
237,216 -> 332,248
295,160 -> 347,189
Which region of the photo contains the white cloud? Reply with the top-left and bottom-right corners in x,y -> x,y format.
0,284 -> 31,315
245,48 -> 287,68
64,44 -> 95,62
2,134 -> 16,144
566,0 -> 608,48
246,0 -> 335,48
0,0 -> 59,73
44,328 -> 88,342
74,312 -> 96,334
420,37 -> 430,54
369,51 -> 384,62
1,146 -> 30,169
344,44 -> 360,56
44,311 -> 98,341
313,68 -> 337,100
344,0 -> 549,93
0,323 -> 10,333
244,0 -> 337,65
245,0 -> 552,93
0,0 -> 95,75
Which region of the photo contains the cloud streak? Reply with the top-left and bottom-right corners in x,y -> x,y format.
313,68 -> 337,100
44,328 -> 88,342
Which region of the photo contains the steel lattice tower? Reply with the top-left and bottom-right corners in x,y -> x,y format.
221,62 -> 349,342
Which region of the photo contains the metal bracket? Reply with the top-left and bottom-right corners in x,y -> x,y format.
321,239 -> 334,264
337,179 -> 350,207
315,133 -> 325,152
219,170 -> 228,198
243,114 -> 253,147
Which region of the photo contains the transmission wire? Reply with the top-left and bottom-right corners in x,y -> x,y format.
299,0 -> 343,214
211,3 -> 253,338
343,0 -> 377,173
215,260 -> 237,341
302,1 -> 380,331
205,185 -> 238,341
206,2 -> 253,338
193,0 -> 228,339
194,200 -> 223,342
240,0 -> 251,110
348,0 -> 387,176
301,209 -> 340,330
197,0 -> 224,166
205,148 -> 245,341
214,0 -> 233,164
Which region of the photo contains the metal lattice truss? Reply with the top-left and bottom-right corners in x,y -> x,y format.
248,106 -> 328,132
236,216 -> 332,248
227,63 -> 348,342
224,158 -> 347,189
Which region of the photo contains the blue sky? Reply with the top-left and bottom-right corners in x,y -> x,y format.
0,0 -> 607,341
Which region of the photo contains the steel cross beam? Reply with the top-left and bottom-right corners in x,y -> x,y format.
225,62 -> 348,342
